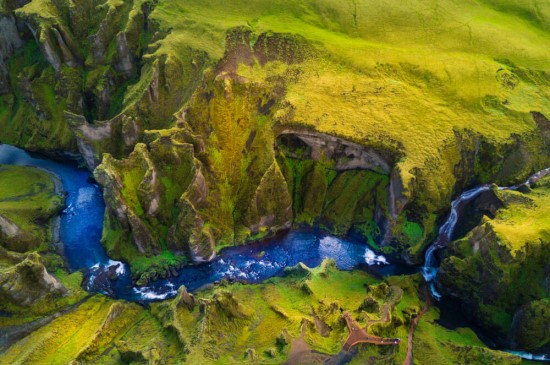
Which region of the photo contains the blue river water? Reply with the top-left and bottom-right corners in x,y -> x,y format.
0,144 -> 411,302
0,144 -> 108,271
118,231 -> 413,301
1,143 -> 549,360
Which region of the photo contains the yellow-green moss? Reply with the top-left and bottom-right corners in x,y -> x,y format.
0,165 -> 63,252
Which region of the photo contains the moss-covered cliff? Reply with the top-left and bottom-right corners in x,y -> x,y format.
94,130 -> 199,284
0,165 -> 63,252
439,176 -> 550,351
1,0 -> 550,291
0,165 -> 85,314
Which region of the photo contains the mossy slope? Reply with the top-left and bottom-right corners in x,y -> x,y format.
3,0 -> 550,265
0,165 -> 63,252
147,261 -> 521,364
0,165 -> 85,315
439,176 -> 550,351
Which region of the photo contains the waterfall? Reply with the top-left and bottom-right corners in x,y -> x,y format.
506,351 -> 550,362
421,167 -> 550,301
421,185 -> 491,298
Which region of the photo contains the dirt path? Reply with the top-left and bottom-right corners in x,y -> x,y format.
342,312 -> 400,351
404,286 -> 432,365
284,322 -> 331,365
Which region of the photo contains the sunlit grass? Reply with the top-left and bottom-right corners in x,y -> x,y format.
492,176 -> 550,252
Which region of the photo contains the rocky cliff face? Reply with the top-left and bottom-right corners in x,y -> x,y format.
509,299 -> 550,351
95,129 -> 200,283
0,248 -> 66,307
89,27 -> 399,280
0,0 -> 207,157
0,15 -> 23,94
438,179 -> 550,351
2,0 -> 550,281
276,129 -> 392,244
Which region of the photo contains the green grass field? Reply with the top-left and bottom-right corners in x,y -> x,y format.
150,0 -> 550,180
492,176 -> 550,251
146,0 -> 550,257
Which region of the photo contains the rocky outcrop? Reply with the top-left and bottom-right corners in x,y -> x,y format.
65,112 -> 114,169
175,285 -> 195,311
0,248 -> 66,306
0,214 -> 34,252
509,299 -> 550,351
0,214 -> 19,239
0,15 -> 24,94
246,162 -> 293,237
219,27 -> 312,73
438,186 -> 550,351
95,130 -> 205,282
277,130 -> 392,173
64,51 -> 208,170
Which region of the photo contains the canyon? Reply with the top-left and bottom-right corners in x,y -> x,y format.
0,0 -> 549,363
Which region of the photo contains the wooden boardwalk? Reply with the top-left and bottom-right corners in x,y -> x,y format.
342,312 -> 400,351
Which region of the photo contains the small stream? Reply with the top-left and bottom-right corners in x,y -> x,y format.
421,168 -> 550,299
421,168 -> 550,361
421,184 -> 492,299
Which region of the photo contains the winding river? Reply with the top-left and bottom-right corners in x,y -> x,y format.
1,143 -> 548,361
0,144 -> 410,302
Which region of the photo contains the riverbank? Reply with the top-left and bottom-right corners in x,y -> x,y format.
1,143 -> 548,363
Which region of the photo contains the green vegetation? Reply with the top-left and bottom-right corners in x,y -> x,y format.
0,165 -> 63,252
439,176 -> 550,349
0,295 -> 184,364
492,177 -> 550,250
510,299 -> 550,351
0,165 -> 86,316
280,153 -> 389,243
0,38 -> 77,152
146,261 -> 521,364
147,0 -> 550,262
1,0 -> 550,361
151,0 -> 550,189
2,0 -> 550,266
95,133 -> 196,284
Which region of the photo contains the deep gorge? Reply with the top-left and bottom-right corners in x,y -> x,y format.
1,0 -> 550,363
